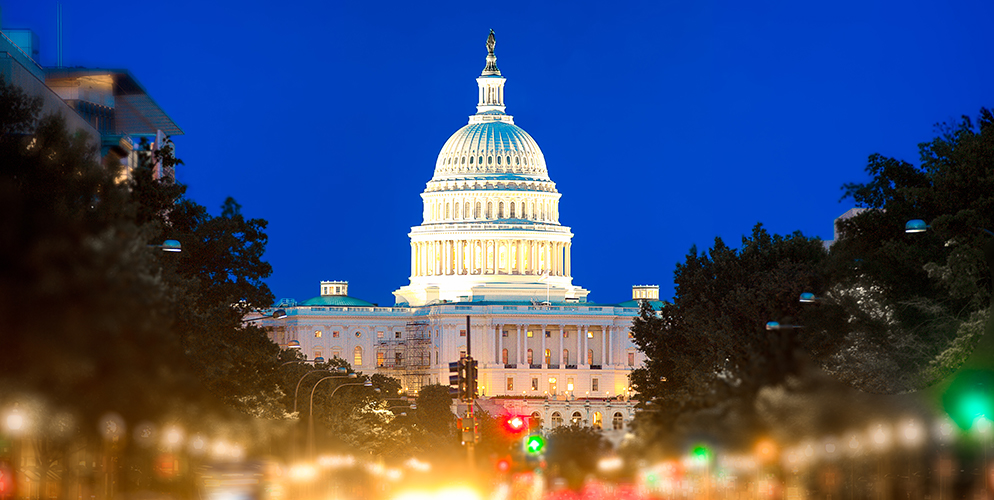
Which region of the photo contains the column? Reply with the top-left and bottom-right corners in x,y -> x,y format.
565,242 -> 571,277
578,325 -> 584,366
606,326 -> 612,366
601,325 -> 607,365
455,240 -> 462,275
498,324 -> 504,365
541,324 -> 547,367
517,325 -> 524,365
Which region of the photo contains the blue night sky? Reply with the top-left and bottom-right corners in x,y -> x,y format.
4,0 -> 993,306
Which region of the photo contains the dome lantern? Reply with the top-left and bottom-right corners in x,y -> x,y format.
477,29 -> 507,114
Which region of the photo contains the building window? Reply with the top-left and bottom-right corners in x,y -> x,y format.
376,351 -> 385,367
527,330 -> 533,338
571,412 -> 582,426
527,349 -> 533,365
628,352 -> 635,367
587,349 -> 594,365
613,412 -> 624,430
332,349 -> 341,359
395,352 -> 403,365
592,412 -> 603,429
354,346 -> 363,366
314,330 -> 322,338
395,331 -> 402,339
544,349 -> 551,365
563,331 -> 569,338
531,378 -> 538,391
355,331 -> 362,338
377,331 -> 384,339
587,330 -> 594,339
545,330 -> 551,338
460,330 -> 466,337
592,378 -> 599,392
551,412 -> 562,427
628,331 -> 634,339
562,349 -> 569,365
502,349 -> 508,365
506,377 -> 513,391
333,331 -> 340,338
502,330 -> 508,337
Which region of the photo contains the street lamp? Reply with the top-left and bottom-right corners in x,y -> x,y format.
149,239 -> 182,252
242,308 -> 288,323
308,379 -> 375,459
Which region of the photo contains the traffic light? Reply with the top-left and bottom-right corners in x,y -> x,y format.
495,456 -> 511,473
503,415 -> 528,435
524,434 -> 545,455
466,358 -> 478,400
458,414 -> 478,444
942,370 -> 993,430
449,359 -> 467,399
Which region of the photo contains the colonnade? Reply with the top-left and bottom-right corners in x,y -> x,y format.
425,196 -> 558,224
411,239 -> 571,278
493,324 -> 614,367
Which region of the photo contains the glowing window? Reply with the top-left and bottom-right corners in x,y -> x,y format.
333,331 -> 339,338
314,330 -> 322,338
376,351 -> 385,367
587,331 -> 594,339
544,349 -> 551,365
527,330 -> 533,338
506,377 -> 513,391
587,349 -> 594,365
502,349 -> 508,364
377,331 -> 384,339
354,346 -> 363,366
593,412 -> 602,429
531,378 -> 538,391
571,412 -> 582,425
355,331 -> 362,338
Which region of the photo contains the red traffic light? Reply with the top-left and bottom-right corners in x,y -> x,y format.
504,415 -> 527,434
495,456 -> 511,473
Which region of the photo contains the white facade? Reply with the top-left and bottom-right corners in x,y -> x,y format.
255,33 -> 658,435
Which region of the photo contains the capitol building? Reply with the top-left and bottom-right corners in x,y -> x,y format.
255,32 -> 660,439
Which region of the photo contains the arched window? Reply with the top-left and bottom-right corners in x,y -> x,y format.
496,155 -> 501,165
461,156 -> 466,164
464,202 -> 470,218
613,412 -> 624,430
475,202 -> 481,218
445,203 -> 450,220
516,156 -> 520,165
563,349 -> 569,365
502,348 -> 508,365
454,203 -> 460,219
488,156 -> 493,165
498,201 -> 504,218
531,412 -> 541,428
354,346 -> 363,367
469,156 -> 474,164
510,202 -> 516,218
552,412 -> 563,427
478,156 -> 483,164
587,349 -> 594,365
527,349 -> 534,365
487,202 -> 493,219
529,202 -> 535,220
592,412 -> 603,429
506,156 -> 511,165
571,411 -> 583,426
544,349 -> 551,365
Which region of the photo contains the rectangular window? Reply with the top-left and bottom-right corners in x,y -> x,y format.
333,331 -> 340,338
314,330 -> 322,338
377,331 -> 384,339
545,330 -> 551,338
376,352 -> 385,367
395,352 -> 403,365
460,330 -> 467,337
592,378 -> 599,392
527,330 -> 533,338
587,331 -> 594,339
502,330 -> 509,337
395,331 -> 402,339
628,331 -> 634,339
531,378 -> 538,391
506,377 -> 513,391
628,352 -> 635,367
563,331 -> 569,338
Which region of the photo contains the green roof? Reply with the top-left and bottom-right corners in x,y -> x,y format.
614,299 -> 666,310
299,295 -> 375,307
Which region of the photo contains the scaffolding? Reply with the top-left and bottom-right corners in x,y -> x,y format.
376,320 -> 433,394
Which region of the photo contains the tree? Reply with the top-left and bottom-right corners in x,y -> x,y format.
628,224 -> 828,452
545,424 -> 610,489
822,108 -> 994,393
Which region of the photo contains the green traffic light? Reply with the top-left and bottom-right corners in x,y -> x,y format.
942,370 -> 993,431
525,435 -> 545,454
691,445 -> 710,462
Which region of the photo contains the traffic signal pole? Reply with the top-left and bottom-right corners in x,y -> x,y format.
466,315 -> 475,475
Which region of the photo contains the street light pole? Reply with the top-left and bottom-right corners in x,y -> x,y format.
307,379 -> 373,459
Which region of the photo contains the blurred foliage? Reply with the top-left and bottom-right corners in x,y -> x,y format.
545,424 -> 610,489
628,108 -> 994,459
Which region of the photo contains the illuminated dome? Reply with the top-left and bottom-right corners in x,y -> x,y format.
393,30 -> 588,307
432,117 -> 550,183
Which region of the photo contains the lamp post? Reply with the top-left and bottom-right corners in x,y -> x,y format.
291,368 -> 352,463
4,407 -> 24,500
308,379 -> 374,459
148,239 -> 182,252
